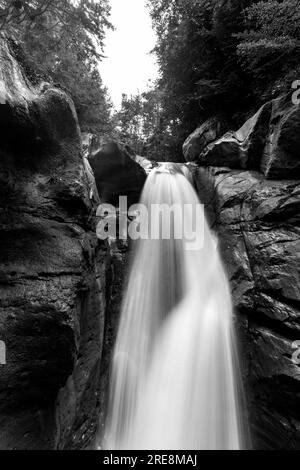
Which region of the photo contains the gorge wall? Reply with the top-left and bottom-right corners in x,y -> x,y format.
0,39 -> 111,450
185,94 -> 300,449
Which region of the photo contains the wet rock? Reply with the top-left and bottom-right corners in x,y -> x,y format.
261,94 -> 300,179
185,93 -> 300,179
183,118 -> 228,162
191,165 -> 300,449
134,155 -> 158,174
196,103 -> 272,169
96,238 -> 130,446
0,40 -> 110,450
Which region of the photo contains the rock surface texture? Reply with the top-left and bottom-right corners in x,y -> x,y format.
261,94 -> 300,179
187,93 -> 300,449
198,103 -> 272,170
182,117 -> 228,162
87,139 -> 147,206
185,94 -> 300,180
0,40 -> 110,450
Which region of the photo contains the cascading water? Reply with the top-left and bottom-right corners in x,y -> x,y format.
103,163 -> 248,450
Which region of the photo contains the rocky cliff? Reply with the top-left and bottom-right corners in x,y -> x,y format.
86,135 -> 147,207
185,94 -> 300,449
0,38 -> 110,450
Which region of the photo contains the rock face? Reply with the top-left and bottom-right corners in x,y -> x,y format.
183,118 -> 228,162
186,104 -> 272,169
0,40 -> 110,449
96,238 -> 129,446
87,139 -> 147,206
185,95 -> 300,180
189,157 -> 300,448
261,94 -> 300,179
134,155 -> 158,174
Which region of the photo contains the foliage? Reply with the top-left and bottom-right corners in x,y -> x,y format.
115,93 -> 146,154
123,0 -> 300,161
237,0 -> 300,101
142,0 -> 252,160
0,0 -> 113,135
114,87 -> 181,162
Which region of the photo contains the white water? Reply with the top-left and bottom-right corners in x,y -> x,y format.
103,163 -> 247,450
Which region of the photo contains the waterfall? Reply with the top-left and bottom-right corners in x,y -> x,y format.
103,163 -> 248,450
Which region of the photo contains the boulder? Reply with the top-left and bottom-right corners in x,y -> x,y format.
261,94 -> 300,179
187,93 -> 300,178
134,155 -> 158,174
183,117 -> 227,162
0,39 -> 110,449
197,103 -> 272,169
88,140 -> 147,206
191,165 -> 300,449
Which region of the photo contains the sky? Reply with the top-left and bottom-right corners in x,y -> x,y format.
100,0 -> 159,109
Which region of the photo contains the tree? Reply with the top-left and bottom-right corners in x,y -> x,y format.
140,0 -> 300,161
0,1 -> 111,55
115,94 -> 145,153
0,0 -> 114,135
237,0 -> 300,101
113,87 -> 180,162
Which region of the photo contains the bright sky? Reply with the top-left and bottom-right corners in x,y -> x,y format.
100,0 -> 158,109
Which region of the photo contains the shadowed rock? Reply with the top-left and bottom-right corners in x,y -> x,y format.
185,93 -> 300,179
0,39 -> 110,450
261,94 -> 300,179
196,103 -> 272,169
134,155 -> 158,174
183,117 -> 228,162
88,140 -> 147,206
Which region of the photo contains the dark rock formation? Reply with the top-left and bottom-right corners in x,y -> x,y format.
261,94 -> 300,179
189,164 -> 300,449
183,118 -> 228,162
185,94 -> 300,181
134,155 -> 158,174
0,40 -> 110,450
96,238 -> 130,447
87,138 -> 147,206
186,104 -> 272,170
